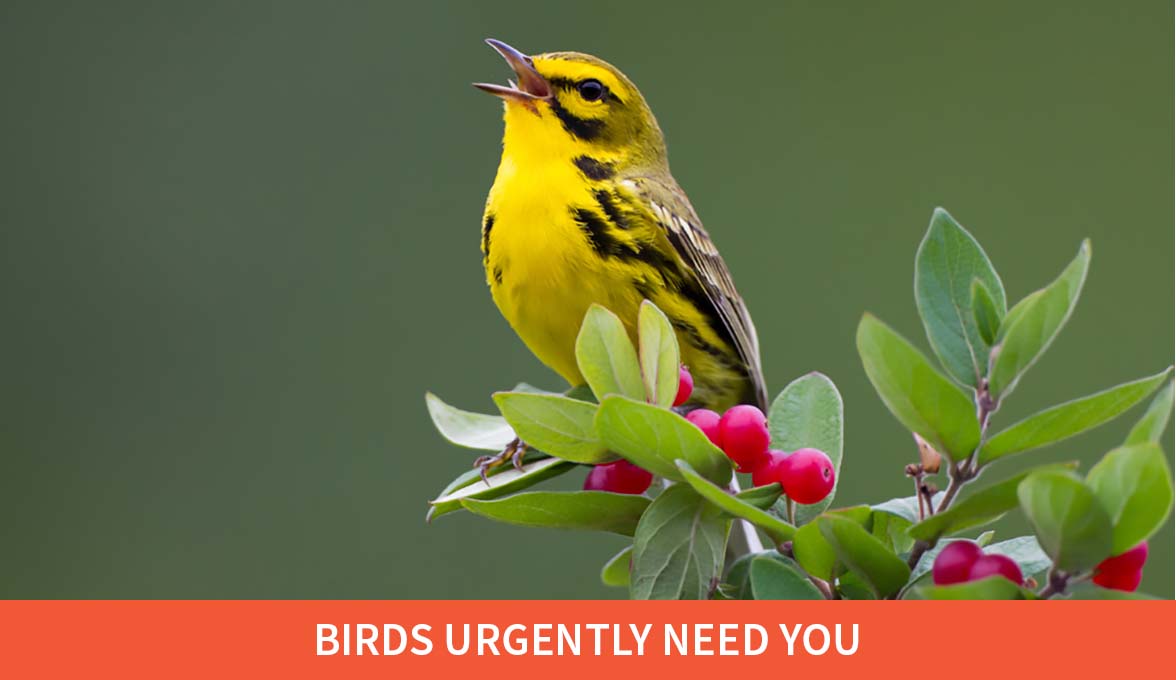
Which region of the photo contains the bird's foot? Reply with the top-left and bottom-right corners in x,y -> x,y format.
473,438 -> 528,484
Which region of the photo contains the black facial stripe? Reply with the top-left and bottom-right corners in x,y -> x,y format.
574,155 -> 615,180
549,96 -> 604,141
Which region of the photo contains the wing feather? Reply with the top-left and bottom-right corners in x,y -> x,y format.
623,177 -> 767,408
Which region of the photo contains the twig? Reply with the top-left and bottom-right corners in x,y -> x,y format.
1037,569 -> 1069,599
903,383 -> 999,572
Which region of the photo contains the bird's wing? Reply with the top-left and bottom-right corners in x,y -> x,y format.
624,176 -> 767,408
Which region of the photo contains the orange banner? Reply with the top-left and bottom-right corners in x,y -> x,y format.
0,600 -> 1171,677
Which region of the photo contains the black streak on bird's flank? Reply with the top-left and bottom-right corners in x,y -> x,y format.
482,213 -> 495,260
571,207 -> 632,259
593,189 -> 628,229
549,97 -> 605,141
494,267 -> 503,285
574,156 -> 615,180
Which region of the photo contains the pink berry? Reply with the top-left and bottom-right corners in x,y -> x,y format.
718,405 -> 771,471
685,409 -> 723,448
932,541 -> 983,585
673,366 -> 693,406
778,447 -> 835,504
1093,542 -> 1148,591
751,449 -> 788,487
967,553 -> 1023,586
582,460 -> 652,495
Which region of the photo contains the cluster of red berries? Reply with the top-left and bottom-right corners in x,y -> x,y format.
680,369 -> 836,504
932,541 -> 1024,586
584,367 -> 836,503
1092,542 -> 1148,592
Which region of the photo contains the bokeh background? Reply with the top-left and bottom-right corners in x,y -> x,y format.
1,0 -> 1172,598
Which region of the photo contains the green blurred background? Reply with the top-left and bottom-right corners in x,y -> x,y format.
1,0 -> 1171,598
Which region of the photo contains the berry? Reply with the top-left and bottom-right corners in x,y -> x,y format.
718,405 -> 771,471
778,447 -> 835,504
1093,568 -> 1142,592
932,541 -> 983,585
673,366 -> 693,406
583,460 -> 652,495
685,408 -> 723,448
1093,542 -> 1148,591
967,553 -> 1023,586
751,449 -> 788,487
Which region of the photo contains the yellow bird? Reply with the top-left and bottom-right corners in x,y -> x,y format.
474,39 -> 765,472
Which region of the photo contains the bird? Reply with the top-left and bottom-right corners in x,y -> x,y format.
473,39 -> 765,475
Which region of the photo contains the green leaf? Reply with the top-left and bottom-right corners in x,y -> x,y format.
989,240 -> 1091,400
462,491 -> 651,536
425,392 -> 515,451
767,372 -> 844,523
908,463 -> 1077,542
836,572 -> 878,600
630,484 -> 728,600
750,557 -> 824,600
984,536 -> 1053,576
575,304 -> 645,401
676,460 -> 795,543
1125,379 -> 1174,445
1086,443 -> 1174,554
980,368 -> 1173,464
427,455 -> 573,521
914,576 -> 1032,600
600,546 -> 633,587
722,551 -> 788,600
736,483 -> 782,510
975,530 -> 995,547
872,512 -> 915,555
637,300 -> 680,407
492,392 -> 610,464
563,384 -> 598,403
914,208 -> 1007,388
817,515 -> 910,598
1017,470 -> 1113,572
971,278 -> 1001,346
856,314 -> 981,460
792,520 -> 837,581
595,395 -> 733,484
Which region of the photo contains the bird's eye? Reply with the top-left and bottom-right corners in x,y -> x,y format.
577,79 -> 605,102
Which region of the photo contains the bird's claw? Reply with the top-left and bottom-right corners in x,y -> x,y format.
474,438 -> 528,485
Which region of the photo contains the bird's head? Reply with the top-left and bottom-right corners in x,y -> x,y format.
475,39 -> 667,170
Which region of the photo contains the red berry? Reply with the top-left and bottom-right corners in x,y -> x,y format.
1093,542 -> 1148,591
967,553 -> 1024,586
751,449 -> 788,487
1093,567 -> 1142,592
582,460 -> 652,495
932,540 -> 983,585
685,408 -> 723,448
718,405 -> 771,471
673,366 -> 693,406
778,447 -> 835,504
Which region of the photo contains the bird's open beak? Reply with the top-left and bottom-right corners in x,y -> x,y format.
473,39 -> 552,102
